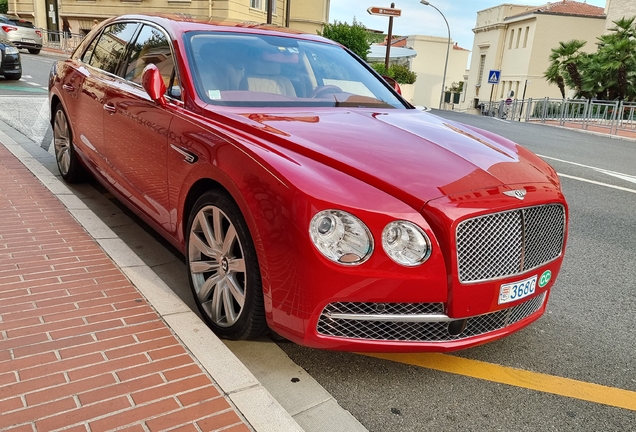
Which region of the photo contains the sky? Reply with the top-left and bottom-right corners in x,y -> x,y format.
328,0 -> 607,51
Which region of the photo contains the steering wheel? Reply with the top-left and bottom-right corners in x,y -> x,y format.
310,85 -> 343,98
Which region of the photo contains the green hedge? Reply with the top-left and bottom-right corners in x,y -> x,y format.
371,63 -> 417,85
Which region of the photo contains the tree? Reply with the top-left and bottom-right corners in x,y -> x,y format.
318,18 -> 371,61
0,0 -> 8,14
544,62 -> 566,98
594,17 -> 636,100
548,40 -> 588,97
546,17 -> 636,101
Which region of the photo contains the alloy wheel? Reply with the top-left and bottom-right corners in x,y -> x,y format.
53,109 -> 71,176
189,205 -> 247,327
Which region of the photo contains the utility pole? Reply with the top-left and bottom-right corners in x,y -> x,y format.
267,0 -> 273,24
384,3 -> 395,70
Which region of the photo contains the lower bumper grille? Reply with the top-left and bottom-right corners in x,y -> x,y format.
317,293 -> 546,342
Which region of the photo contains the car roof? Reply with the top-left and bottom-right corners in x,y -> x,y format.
106,13 -> 337,45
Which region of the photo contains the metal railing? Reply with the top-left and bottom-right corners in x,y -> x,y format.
479,97 -> 636,136
40,29 -> 85,54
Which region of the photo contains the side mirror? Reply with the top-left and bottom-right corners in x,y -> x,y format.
382,75 -> 401,95
142,64 -> 167,106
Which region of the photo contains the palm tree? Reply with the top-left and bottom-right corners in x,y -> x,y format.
595,17 -> 636,100
544,62 -> 566,98
549,40 -> 587,97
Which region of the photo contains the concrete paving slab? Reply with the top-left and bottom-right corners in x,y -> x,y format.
164,312 -> 260,394
230,386 -> 305,432
294,399 -> 368,432
122,265 -> 192,316
69,209 -> 119,239
96,238 -> 147,268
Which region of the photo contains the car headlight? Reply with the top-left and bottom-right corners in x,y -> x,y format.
309,210 -> 373,265
382,221 -> 431,266
5,46 -> 19,55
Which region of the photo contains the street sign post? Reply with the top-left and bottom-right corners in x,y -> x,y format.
367,6 -> 402,17
488,69 -> 501,103
368,4 -> 402,69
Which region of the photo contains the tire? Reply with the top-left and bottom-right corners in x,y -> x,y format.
186,190 -> 267,340
53,103 -> 85,183
4,72 -> 21,80
28,49 -> 40,55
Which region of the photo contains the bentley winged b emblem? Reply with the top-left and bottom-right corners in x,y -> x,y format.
503,189 -> 527,200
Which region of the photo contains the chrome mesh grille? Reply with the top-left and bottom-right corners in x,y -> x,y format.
317,293 -> 545,342
456,204 -> 565,283
322,302 -> 445,316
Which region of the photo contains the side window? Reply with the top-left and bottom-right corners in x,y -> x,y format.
123,25 -> 176,91
87,23 -> 140,75
81,34 -> 100,64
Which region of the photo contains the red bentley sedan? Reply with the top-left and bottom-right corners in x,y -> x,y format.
49,14 -> 568,352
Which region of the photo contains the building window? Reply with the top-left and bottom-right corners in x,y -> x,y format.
509,30 -> 514,49
516,28 -> 521,48
251,0 -> 276,12
523,27 -> 529,48
477,54 -> 486,84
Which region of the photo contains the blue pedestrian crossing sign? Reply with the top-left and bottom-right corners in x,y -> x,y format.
488,70 -> 501,84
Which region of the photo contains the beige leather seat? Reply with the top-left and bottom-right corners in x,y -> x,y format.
240,60 -> 296,97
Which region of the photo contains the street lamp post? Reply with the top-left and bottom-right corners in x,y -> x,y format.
420,0 -> 450,110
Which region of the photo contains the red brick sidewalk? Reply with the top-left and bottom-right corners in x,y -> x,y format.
0,145 -> 251,430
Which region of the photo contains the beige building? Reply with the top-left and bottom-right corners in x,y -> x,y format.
605,0 -> 636,29
10,0 -> 329,38
463,1 -> 606,112
405,35 -> 469,109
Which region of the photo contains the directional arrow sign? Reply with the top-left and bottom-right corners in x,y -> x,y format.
367,6 -> 402,17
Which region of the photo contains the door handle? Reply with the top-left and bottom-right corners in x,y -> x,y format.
103,103 -> 116,114
62,84 -> 74,92
170,144 -> 198,164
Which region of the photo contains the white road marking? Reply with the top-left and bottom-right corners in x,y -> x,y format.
539,154 -> 636,185
27,82 -> 41,87
558,173 -> 636,194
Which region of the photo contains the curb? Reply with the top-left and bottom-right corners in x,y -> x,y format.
536,122 -> 636,143
0,128 -> 304,431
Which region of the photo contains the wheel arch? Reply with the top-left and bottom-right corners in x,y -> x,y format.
181,177 -> 264,254
50,94 -> 62,124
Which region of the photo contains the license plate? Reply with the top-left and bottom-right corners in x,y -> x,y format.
499,275 -> 537,304
22,38 -> 36,43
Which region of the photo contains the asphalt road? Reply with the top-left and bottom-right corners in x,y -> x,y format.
2,61 -> 634,431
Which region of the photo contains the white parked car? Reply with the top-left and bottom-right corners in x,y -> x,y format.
0,14 -> 42,54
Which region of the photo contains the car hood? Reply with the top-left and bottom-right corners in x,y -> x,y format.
224,108 -> 558,209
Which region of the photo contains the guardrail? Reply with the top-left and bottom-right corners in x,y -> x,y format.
39,29 -> 84,54
479,97 -> 636,136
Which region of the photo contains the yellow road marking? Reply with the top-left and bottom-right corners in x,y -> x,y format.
363,353 -> 636,411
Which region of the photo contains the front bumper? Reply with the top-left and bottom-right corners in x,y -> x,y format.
265,183 -> 567,352
1,52 -> 22,75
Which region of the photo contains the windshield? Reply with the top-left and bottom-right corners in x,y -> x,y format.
1,15 -> 35,28
185,31 -> 407,109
